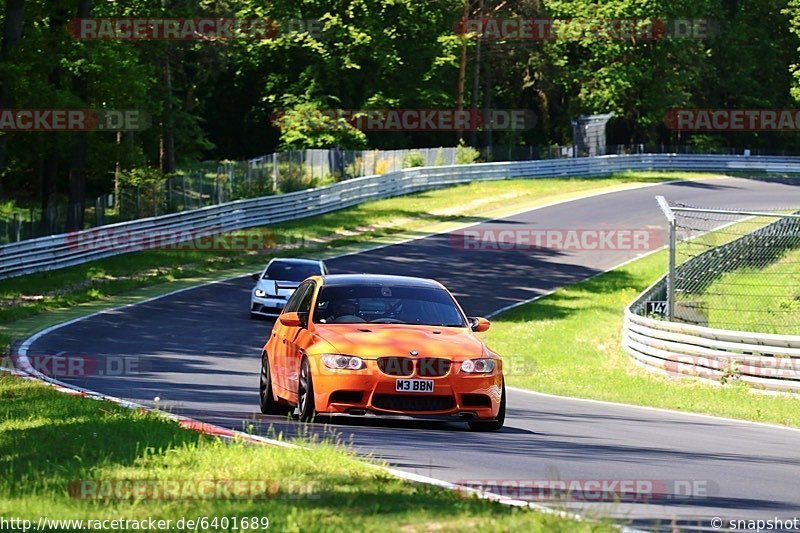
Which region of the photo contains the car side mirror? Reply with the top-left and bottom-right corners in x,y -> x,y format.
280,311 -> 308,328
468,317 -> 491,332
280,312 -> 302,327
251,273 -> 260,280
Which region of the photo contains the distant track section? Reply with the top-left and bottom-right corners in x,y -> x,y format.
4,153 -> 800,279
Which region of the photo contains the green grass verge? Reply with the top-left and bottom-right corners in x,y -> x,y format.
685,246 -> 800,334
483,250 -> 800,427
0,374 -> 607,532
0,172 -> 697,351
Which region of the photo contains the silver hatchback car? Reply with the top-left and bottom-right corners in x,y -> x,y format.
250,258 -> 328,319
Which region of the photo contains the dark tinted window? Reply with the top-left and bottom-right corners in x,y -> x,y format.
284,282 -> 313,313
313,285 -> 466,327
297,283 -> 315,314
263,261 -> 320,282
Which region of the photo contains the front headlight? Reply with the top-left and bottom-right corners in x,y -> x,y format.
321,354 -> 365,370
254,289 -> 267,298
460,358 -> 496,374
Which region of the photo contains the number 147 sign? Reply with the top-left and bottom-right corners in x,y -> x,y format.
646,301 -> 667,316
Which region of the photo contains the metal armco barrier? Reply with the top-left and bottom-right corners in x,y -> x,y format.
624,296 -> 800,393
4,153 -> 800,280
623,210 -> 800,394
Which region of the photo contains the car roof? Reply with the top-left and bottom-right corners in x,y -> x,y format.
267,258 -> 323,266
318,274 -> 443,289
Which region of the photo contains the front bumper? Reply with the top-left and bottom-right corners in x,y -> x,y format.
250,295 -> 288,317
311,359 -> 503,420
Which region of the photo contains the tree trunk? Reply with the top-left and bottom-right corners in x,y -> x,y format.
0,0 -> 26,190
41,135 -> 59,230
159,54 -> 176,174
40,5 -> 70,227
468,0 -> 483,148
455,0 -> 471,144
67,0 -> 91,231
482,43 -> 493,157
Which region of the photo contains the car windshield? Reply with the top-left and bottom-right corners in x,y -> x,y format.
313,285 -> 467,327
262,262 -> 320,282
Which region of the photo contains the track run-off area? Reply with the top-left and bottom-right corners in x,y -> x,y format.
20,177 -> 800,530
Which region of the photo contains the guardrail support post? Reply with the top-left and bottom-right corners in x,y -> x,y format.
667,218 -> 676,321
656,196 -> 677,320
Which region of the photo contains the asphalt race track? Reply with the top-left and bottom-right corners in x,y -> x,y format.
22,178 -> 800,530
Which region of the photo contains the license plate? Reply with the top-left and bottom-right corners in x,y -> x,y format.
395,379 -> 434,393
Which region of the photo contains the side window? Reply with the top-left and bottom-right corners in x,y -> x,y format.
297,283 -> 315,314
284,282 -> 312,313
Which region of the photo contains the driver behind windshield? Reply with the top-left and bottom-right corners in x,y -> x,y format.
313,285 -> 466,327
329,299 -> 360,323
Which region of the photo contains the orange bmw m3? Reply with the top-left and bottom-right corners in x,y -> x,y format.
259,274 -> 505,431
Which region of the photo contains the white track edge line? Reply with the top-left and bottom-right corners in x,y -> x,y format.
508,387 -> 800,434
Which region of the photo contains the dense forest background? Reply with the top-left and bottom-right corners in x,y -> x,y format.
2,0 -> 800,220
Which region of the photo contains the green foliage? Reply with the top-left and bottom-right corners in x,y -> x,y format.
231,178 -> 275,199
117,168 -> 166,187
276,103 -> 368,150
434,147 -> 446,166
2,0 -> 800,207
455,141 -> 480,164
278,165 -> 316,193
786,0 -> 800,102
686,134 -> 727,153
402,151 -> 426,167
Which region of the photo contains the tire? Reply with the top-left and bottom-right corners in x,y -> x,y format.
259,354 -> 290,415
468,380 -> 505,432
297,357 -> 317,422
250,311 -> 260,320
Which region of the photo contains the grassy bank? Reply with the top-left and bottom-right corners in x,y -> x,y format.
0,374 -> 605,532
483,250 -> 800,427
691,246 -> 800,334
0,172 -> 694,351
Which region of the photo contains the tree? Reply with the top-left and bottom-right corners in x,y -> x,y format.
0,0 -> 25,188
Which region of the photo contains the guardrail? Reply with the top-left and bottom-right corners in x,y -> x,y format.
623,209 -> 800,394
624,296 -> 800,393
4,153 -> 800,280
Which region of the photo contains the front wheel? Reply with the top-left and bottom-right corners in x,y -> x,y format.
259,354 -> 290,415
468,380 -> 505,432
297,358 -> 317,422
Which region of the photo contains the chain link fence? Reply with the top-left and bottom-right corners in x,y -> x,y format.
659,198 -> 800,334
2,145 -> 579,244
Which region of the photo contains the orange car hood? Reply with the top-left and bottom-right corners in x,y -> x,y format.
312,324 -> 487,359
